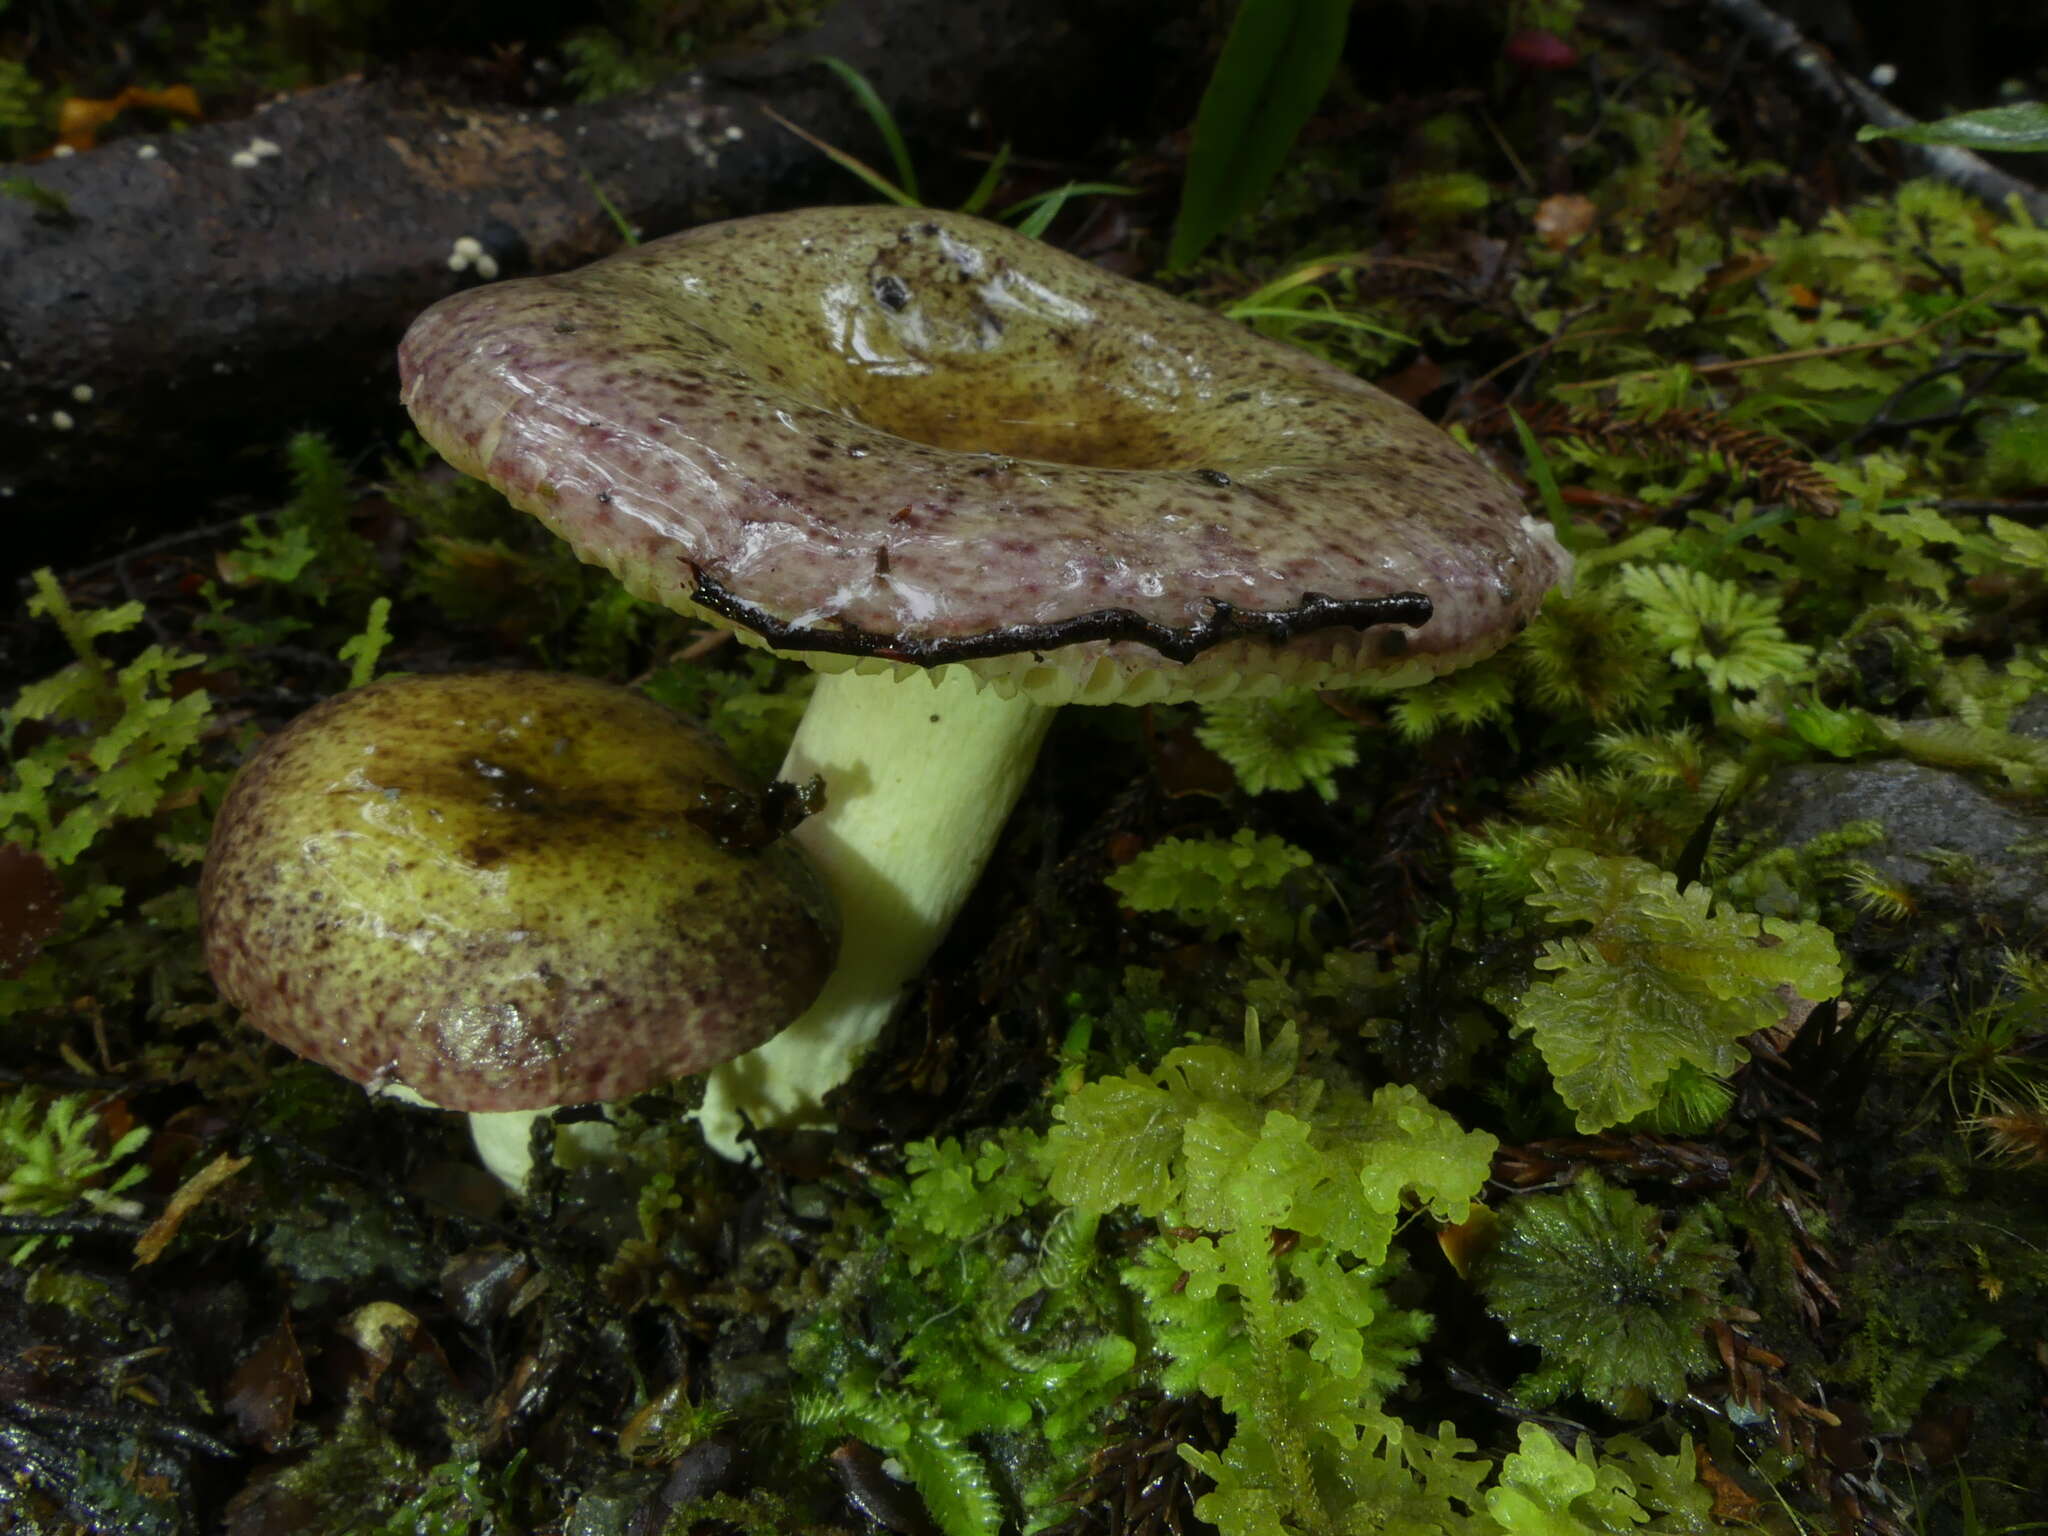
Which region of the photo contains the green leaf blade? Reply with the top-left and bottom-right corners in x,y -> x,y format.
1859,102 -> 2048,153
816,54 -> 921,200
1169,0 -> 1350,270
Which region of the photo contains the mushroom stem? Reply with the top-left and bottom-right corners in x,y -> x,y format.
469,1109 -> 557,1188
467,1107 -> 627,1187
694,664 -> 1055,1157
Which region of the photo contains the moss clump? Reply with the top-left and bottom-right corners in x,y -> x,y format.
1477,1174 -> 1735,1417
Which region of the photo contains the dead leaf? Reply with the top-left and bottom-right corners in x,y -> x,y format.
1435,1202 -> 1499,1279
224,1316 -> 310,1452
1145,718 -> 1236,799
0,843 -> 65,978
1377,355 -> 1445,408
1695,1444 -> 1762,1521
56,85 -> 203,151
133,1151 -> 251,1265
338,1300 -> 453,1400
1533,194 -> 1598,251
341,1300 -> 421,1367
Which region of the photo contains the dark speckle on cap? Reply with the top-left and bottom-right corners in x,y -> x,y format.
873,274 -> 910,312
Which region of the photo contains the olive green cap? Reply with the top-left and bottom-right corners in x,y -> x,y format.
200,672 -> 837,1111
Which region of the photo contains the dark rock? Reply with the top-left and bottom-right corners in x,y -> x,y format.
1736,759 -> 2048,941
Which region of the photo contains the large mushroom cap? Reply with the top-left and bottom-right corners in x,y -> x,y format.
399,207 -> 1568,705
200,672 -> 838,1112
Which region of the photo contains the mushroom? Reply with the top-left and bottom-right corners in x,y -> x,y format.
397,206 -> 1570,1157
199,671 -> 837,1186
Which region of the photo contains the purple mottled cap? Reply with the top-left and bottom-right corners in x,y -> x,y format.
199,672 -> 837,1112
398,207 -> 1569,705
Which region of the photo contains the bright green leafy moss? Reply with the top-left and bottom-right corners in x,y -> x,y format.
2,573 -> 214,869
1052,1022 -> 1492,1239
1196,689 -> 1359,798
1511,849 -> 1843,1130
1,572 -> 223,1037
338,595 -> 394,689
217,433 -> 378,600
1105,829 -> 1320,950
790,1124 -> 1134,1536
1386,661 -> 1519,743
1982,410 -> 2048,491
782,1015 -> 1730,1536
0,1089 -> 150,1261
1634,1061 -> 1736,1136
1048,1017 -> 1496,1536
1515,587 -> 1668,722
1616,564 -> 1811,693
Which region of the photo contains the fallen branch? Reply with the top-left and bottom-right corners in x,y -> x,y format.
0,0 -> 1191,565
1702,0 -> 2048,223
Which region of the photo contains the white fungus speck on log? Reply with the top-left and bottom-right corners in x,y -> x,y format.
231,137 -> 283,168
448,237 -> 498,280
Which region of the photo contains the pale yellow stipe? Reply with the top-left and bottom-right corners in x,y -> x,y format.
694,664 -> 1054,1156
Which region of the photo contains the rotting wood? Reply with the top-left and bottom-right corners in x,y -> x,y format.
0,0 -> 1195,567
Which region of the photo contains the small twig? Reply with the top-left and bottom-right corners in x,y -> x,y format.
57,514 -> 256,589
1937,499 -> 2048,519
1700,0 -> 2048,222
0,1211 -> 147,1240
1835,349 -> 2023,454
1467,321 -> 1635,398
5,1400 -> 235,1459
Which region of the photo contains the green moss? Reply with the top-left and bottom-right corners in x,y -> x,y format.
1104,829 -> 1321,950
1478,1175 -> 1735,1417
1982,410 -> 2048,492
0,57 -> 52,159
1508,848 -> 1843,1130
1197,689 -> 1360,799
228,1402 -> 443,1531
1384,170 -> 1493,230
0,1091 -> 150,1260
563,0 -> 825,102
262,1183 -> 438,1308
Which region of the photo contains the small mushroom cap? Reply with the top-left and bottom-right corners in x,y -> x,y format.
399,207 -> 1568,706
199,672 -> 838,1112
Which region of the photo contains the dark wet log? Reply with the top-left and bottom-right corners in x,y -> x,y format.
0,0 -> 1194,570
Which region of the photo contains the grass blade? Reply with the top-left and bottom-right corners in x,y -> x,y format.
1507,407 -> 1576,549
1001,182 -> 1136,240
959,144 -> 1013,216
1168,0 -> 1349,270
817,54 -> 921,201
1223,304 -> 1413,344
1859,102 -> 2048,153
759,104 -> 919,208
